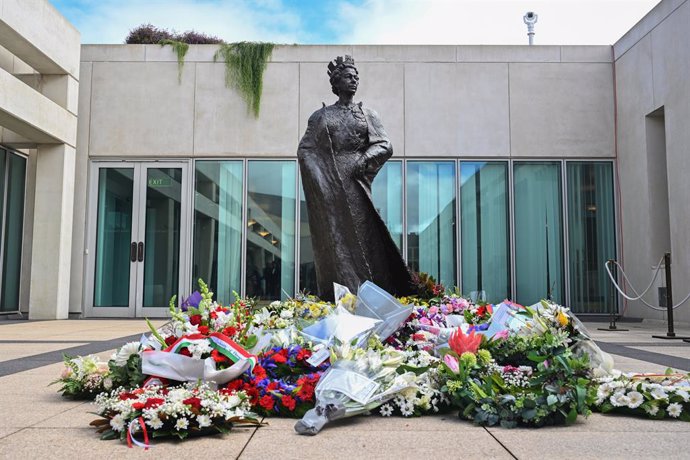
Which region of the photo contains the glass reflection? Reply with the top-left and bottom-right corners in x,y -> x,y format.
567,162 -> 616,313
1,153 -> 26,310
247,161 -> 296,300
193,161 -> 243,302
94,168 -> 134,307
372,161 -> 403,250
143,168 -> 182,308
460,162 -> 510,302
406,161 -> 456,287
514,162 -> 564,305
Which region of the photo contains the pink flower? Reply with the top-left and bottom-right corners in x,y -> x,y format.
448,329 -> 482,355
428,306 -> 439,315
443,354 -> 460,374
492,329 -> 510,340
419,317 -> 431,326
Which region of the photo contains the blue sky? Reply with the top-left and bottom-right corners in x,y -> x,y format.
50,0 -> 661,45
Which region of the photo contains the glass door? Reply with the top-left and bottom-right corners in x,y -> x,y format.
86,162 -> 190,318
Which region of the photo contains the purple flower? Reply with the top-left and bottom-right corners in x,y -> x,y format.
181,291 -> 202,311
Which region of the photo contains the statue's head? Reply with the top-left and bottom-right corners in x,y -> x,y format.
327,55 -> 359,96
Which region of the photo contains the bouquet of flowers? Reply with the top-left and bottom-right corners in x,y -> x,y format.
91,383 -> 261,445
52,354 -> 113,398
225,345 -> 330,417
440,303 -> 594,428
594,370 -> 690,420
294,340 -> 433,435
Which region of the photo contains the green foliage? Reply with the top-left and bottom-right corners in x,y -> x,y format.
159,39 -> 189,84
214,42 -> 275,117
108,354 -> 144,389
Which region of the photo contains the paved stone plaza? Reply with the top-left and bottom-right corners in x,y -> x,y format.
0,318 -> 687,459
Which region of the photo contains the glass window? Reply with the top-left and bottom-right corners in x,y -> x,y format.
247,161 -> 296,300
1,152 -> 26,310
298,178 -> 317,295
372,161 -> 403,251
514,162 -> 564,305
567,162 -> 616,313
460,162 -> 510,303
406,161 -> 456,287
94,168 -> 134,307
193,161 -> 243,302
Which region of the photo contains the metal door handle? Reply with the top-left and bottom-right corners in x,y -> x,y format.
130,242 -> 137,262
137,242 -> 144,262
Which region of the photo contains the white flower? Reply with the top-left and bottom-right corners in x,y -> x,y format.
610,392 -> 630,407
399,401 -> 414,417
196,414 -> 212,428
146,416 -> 164,430
279,309 -> 294,319
188,341 -> 213,359
645,404 -> 659,416
650,387 -> 668,400
626,391 -> 644,409
225,394 -> 241,408
110,414 -> 126,432
667,403 -> 683,418
175,417 -> 189,431
113,342 -> 142,367
379,404 -> 393,417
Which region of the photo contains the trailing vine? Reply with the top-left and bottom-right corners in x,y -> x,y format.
214,42 -> 275,118
159,39 -> 189,84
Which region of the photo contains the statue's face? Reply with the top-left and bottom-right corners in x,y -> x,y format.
334,67 -> 359,95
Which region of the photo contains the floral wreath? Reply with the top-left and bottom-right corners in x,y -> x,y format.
225,345 -> 330,417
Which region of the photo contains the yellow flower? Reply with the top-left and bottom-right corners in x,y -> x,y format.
557,310 -> 569,327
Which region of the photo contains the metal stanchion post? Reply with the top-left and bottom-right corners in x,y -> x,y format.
599,259 -> 627,331
653,252 -> 689,339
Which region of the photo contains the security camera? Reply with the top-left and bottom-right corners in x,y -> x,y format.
523,11 -> 538,25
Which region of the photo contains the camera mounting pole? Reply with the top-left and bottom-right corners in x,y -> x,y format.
523,11 -> 538,45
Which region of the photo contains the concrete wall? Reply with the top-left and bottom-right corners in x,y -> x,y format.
614,0 -> 690,323
0,0 -> 79,318
78,44 -> 614,160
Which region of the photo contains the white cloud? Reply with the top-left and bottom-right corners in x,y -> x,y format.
332,0 -> 662,45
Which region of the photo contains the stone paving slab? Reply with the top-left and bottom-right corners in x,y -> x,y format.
631,345 -> 690,361
0,427 -> 257,460
240,425 -> 512,460
487,429 -> 689,460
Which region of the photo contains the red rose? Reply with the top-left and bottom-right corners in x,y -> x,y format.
281,395 -> 296,411
296,349 -> 312,361
144,398 -> 165,409
223,380 -> 243,393
253,365 -> 267,381
132,402 -> 145,410
164,336 -> 177,347
209,311 -> 218,319
198,325 -> 210,335
179,348 -> 192,357
245,387 -> 259,405
211,349 -> 229,363
272,353 -> 287,364
297,384 -> 314,401
189,315 -> 202,326
222,326 -> 237,337
476,305 -> 487,317
119,392 -> 137,400
267,381 -> 279,391
183,397 -> 202,410
259,395 -> 274,411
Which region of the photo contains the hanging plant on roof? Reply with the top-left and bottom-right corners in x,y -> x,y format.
214,42 -> 275,118
158,39 -> 189,84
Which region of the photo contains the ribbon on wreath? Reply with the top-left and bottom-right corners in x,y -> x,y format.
141,333 -> 257,385
127,416 -> 151,450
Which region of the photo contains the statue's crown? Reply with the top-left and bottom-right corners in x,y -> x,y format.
327,55 -> 355,77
